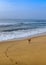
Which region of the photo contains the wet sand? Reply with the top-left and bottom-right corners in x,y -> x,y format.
0,35 -> 46,65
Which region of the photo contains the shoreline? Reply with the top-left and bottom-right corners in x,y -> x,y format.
0,32 -> 46,43
0,33 -> 46,65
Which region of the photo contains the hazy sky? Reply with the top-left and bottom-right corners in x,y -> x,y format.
0,0 -> 46,19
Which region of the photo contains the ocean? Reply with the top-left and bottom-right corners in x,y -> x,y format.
0,19 -> 46,41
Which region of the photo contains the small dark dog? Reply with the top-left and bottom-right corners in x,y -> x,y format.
28,39 -> 31,44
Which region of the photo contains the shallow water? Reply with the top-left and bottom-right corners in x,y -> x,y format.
0,19 -> 46,41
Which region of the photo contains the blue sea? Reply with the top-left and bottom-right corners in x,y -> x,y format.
0,19 -> 46,41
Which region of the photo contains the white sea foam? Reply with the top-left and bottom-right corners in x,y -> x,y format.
0,23 -> 16,25
0,28 -> 46,42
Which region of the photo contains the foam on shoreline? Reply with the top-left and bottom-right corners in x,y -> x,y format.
0,28 -> 46,42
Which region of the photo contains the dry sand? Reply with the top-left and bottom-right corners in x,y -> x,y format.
0,35 -> 46,65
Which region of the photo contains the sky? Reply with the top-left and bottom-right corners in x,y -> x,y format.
0,0 -> 46,19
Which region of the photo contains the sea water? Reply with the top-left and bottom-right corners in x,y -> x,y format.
0,19 -> 46,41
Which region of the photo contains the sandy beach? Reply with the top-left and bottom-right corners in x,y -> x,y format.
0,35 -> 46,65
